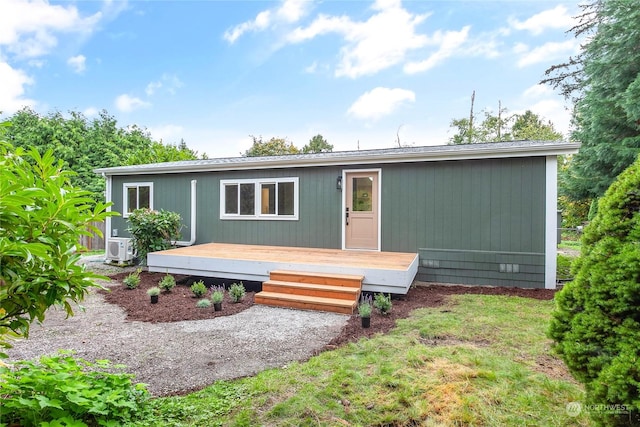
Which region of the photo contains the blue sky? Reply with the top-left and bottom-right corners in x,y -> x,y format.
0,0 -> 581,158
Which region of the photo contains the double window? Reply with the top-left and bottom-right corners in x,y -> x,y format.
220,178 -> 298,220
123,183 -> 153,217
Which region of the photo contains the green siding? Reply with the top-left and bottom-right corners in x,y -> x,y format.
108,156 -> 548,288
380,157 -> 547,288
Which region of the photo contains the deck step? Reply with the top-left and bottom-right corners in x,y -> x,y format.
254,291 -> 357,315
269,270 -> 364,288
262,280 -> 361,300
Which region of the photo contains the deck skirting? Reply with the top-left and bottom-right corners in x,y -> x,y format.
147,243 -> 418,294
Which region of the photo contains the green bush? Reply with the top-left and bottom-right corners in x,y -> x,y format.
229,282 -> 246,303
358,294 -> 372,318
190,280 -> 207,298
127,208 -> 182,265
0,352 -> 149,427
373,293 -> 392,315
123,268 -> 142,289
549,155 -> 640,426
158,274 -> 176,292
0,138 -> 114,356
211,285 -> 225,304
196,299 -> 211,308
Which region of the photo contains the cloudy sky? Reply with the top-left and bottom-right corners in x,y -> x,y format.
0,0 -> 581,157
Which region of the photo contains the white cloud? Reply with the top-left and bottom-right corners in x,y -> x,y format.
145,73 -> 183,96
0,61 -> 35,113
67,54 -> 86,73
347,87 -> 415,121
115,94 -> 150,113
83,106 -> 99,117
224,0 -> 310,43
148,124 -> 184,144
0,0 -> 102,58
509,5 -> 575,36
288,1 -> 429,78
518,83 -> 572,137
517,39 -> 579,67
404,26 -> 470,74
522,83 -> 554,99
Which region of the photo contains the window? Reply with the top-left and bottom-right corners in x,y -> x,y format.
220,178 -> 298,220
123,183 -> 153,217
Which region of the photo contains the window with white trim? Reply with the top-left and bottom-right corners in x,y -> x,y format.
123,183 -> 153,217
220,178 -> 298,220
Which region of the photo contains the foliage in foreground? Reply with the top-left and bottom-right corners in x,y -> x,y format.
127,208 -> 182,265
137,294 -> 587,426
549,155 -> 640,426
0,137 -> 114,356
0,352 -> 149,427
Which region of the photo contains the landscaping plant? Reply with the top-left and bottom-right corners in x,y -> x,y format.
147,287 -> 160,297
229,282 -> 246,303
358,294 -> 372,318
0,352 -> 149,427
0,138 -> 114,356
549,155 -> 640,425
196,299 -> 211,308
159,274 -> 176,292
124,268 -> 142,289
127,208 -> 182,265
190,280 -> 207,298
373,293 -> 392,315
211,285 -> 225,304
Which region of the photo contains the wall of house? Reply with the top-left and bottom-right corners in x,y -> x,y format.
380,157 -> 547,288
108,155 -> 547,288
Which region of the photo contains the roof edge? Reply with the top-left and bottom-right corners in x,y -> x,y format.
95,141 -> 581,176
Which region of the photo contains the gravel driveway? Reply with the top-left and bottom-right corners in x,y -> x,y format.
6,272 -> 349,396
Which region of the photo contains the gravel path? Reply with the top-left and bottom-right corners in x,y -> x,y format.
6,269 -> 349,396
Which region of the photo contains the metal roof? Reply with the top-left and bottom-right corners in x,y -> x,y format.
94,140 -> 580,176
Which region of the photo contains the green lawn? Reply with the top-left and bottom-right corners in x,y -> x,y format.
136,294 -> 589,426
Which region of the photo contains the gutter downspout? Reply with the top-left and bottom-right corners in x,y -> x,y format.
174,179 -> 197,246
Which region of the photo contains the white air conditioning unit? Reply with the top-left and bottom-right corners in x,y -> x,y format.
107,237 -> 134,263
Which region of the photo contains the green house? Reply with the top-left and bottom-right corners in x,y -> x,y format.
96,140 -> 579,293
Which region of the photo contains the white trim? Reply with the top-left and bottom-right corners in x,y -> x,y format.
122,182 -> 154,218
174,180 -> 197,246
104,174 -> 112,257
219,177 -> 299,220
545,156 -> 557,289
341,168 -> 382,251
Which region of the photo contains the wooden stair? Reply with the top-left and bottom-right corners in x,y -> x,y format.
255,270 -> 363,314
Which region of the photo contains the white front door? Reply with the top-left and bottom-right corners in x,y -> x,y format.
344,170 -> 380,250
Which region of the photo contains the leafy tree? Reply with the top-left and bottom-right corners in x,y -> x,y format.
243,135 -> 300,157
3,108 -> 200,203
302,134 -> 333,153
127,208 -> 182,265
448,108 -> 562,144
548,155 -> 640,426
542,0 -> 640,200
0,135 -> 114,356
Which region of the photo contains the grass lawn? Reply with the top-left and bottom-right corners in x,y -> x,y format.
136,294 -> 589,426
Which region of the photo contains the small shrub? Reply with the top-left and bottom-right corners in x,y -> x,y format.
229,282 -> 246,303
146,287 -> 160,297
158,274 -> 176,292
196,299 -> 211,308
211,285 -> 225,304
190,280 -> 207,298
358,294 -> 372,318
0,352 -> 149,426
123,269 -> 142,289
127,208 -> 182,265
373,293 -> 392,315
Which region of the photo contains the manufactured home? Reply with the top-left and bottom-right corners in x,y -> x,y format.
96,140 -> 579,305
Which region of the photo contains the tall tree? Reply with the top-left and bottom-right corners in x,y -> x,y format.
448,108 -> 561,145
243,135 -> 300,157
302,134 -> 333,153
542,0 -> 640,200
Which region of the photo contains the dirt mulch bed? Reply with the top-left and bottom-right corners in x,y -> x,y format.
103,271 -> 556,350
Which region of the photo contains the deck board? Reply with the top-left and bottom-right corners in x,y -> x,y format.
148,243 -> 419,294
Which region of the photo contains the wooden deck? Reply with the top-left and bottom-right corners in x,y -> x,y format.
147,243 -> 419,294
